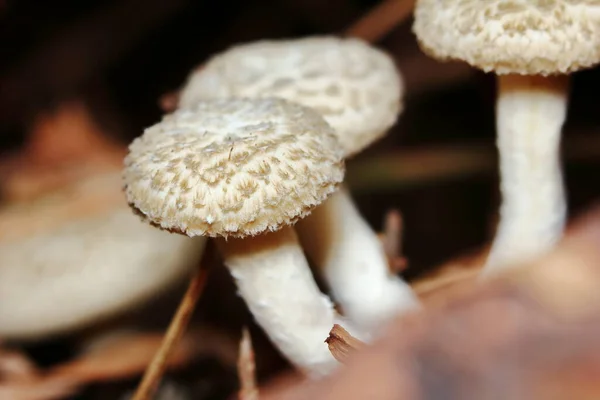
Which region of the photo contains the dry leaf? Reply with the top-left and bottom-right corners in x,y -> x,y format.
0,347 -> 40,383
46,327 -> 237,387
0,100 -> 126,202
0,378 -> 78,400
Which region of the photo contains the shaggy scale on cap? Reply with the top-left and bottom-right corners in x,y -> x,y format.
177,36 -> 403,157
124,97 -> 345,238
413,0 -> 600,75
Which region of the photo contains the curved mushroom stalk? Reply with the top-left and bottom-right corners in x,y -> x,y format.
296,187 -> 419,332
217,226 -> 339,377
482,74 -> 568,277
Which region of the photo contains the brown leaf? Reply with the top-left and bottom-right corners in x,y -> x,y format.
0,347 -> 40,383
0,378 -> 78,400
0,100 -> 126,202
378,209 -> 409,274
47,327 -> 237,386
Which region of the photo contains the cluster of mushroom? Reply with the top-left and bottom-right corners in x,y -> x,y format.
122,37 -> 420,376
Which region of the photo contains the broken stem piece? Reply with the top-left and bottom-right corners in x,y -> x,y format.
325,324 -> 366,364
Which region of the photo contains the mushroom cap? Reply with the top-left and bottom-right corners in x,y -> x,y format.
0,171 -> 206,340
124,97 -> 345,238
413,0 -> 600,75
177,36 -> 403,157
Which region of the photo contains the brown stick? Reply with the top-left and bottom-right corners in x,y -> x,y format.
131,262 -> 209,400
382,209 -> 409,273
238,327 -> 259,400
345,0 -> 415,43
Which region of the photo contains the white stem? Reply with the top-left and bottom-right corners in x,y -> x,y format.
296,187 -> 419,332
217,227 -> 338,376
483,74 -> 568,276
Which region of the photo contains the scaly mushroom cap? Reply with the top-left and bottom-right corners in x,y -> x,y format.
413,0 -> 600,75
124,97 -> 345,238
0,172 -> 205,339
177,36 -> 403,157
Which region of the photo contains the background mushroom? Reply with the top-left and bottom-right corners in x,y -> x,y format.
176,36 -> 419,333
413,0 -> 600,275
0,171 -> 206,340
123,97 -> 348,376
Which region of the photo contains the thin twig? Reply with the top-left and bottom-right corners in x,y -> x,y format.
383,209 -> 402,259
345,0 -> 415,43
325,324 -> 365,364
131,262 -> 209,400
381,209 -> 409,273
238,328 -> 259,400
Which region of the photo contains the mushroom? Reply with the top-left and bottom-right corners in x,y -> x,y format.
123,97 -> 347,375
413,0 -> 600,275
0,171 -> 206,340
176,36 -> 419,332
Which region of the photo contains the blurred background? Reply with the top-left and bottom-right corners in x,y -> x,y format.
1,0 -> 599,399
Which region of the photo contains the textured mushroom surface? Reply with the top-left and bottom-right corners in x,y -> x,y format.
178,36 -> 403,157
124,98 -> 345,238
413,0 -> 600,75
0,172 -> 205,339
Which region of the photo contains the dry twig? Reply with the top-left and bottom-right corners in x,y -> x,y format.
345,0 -> 415,42
378,209 -> 409,273
131,263 -> 209,400
237,328 -> 259,400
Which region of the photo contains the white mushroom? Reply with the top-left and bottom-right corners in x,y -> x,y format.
413,0 -> 600,275
0,171 -> 206,340
177,36 -> 419,332
123,97 -> 347,376
179,37 -> 400,158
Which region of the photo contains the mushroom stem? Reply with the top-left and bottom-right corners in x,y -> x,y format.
482,74 -> 568,276
296,187 -> 419,332
216,227 -> 339,376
